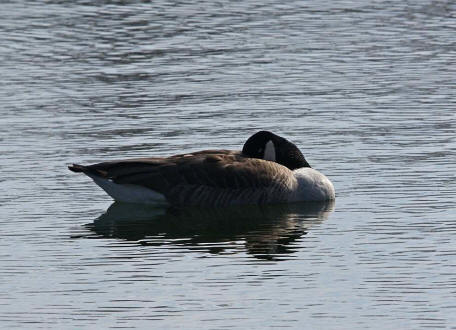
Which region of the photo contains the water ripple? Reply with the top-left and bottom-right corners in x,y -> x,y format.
1,0 -> 455,328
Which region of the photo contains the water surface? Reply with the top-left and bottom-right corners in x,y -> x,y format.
1,0 -> 455,329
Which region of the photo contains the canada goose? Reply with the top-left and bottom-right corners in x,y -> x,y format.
68,131 -> 335,206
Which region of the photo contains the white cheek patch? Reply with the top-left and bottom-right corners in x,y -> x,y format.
263,140 -> 276,162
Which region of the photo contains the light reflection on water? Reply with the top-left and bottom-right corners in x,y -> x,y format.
1,0 -> 455,329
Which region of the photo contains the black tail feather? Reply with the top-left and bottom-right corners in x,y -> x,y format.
68,164 -> 86,173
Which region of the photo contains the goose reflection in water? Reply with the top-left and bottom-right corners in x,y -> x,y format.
84,201 -> 335,261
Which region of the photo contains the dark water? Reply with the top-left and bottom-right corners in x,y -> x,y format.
1,0 -> 455,328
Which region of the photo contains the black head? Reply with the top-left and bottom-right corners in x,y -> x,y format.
242,131 -> 311,170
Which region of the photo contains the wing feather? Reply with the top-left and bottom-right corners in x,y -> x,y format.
74,150 -> 296,206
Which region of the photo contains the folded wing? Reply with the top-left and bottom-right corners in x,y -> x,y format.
69,150 -> 297,206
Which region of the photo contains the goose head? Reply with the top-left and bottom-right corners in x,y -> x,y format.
242,131 -> 311,170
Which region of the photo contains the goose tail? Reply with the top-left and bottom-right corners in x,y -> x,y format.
68,164 -> 86,173
68,163 -> 168,205
68,164 -> 107,177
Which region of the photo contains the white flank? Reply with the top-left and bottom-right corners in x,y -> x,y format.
89,174 -> 168,205
263,140 -> 276,162
290,168 -> 335,202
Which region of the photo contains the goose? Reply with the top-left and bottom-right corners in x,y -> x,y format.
68,131 -> 335,206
